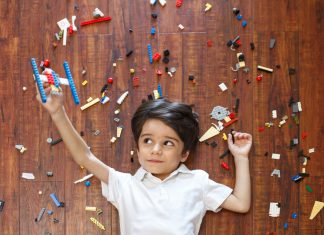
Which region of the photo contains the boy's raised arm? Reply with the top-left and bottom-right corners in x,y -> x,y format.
221,132 -> 252,213
37,86 -> 109,184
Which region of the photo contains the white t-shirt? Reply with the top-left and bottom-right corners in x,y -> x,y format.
101,164 -> 232,235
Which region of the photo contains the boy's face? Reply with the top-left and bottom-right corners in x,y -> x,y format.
137,119 -> 189,180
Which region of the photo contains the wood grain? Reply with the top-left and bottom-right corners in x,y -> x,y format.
0,0 -> 323,234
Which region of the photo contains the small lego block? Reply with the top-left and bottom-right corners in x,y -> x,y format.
153,90 -> 160,99
257,65 -> 273,73
132,77 -> 140,87
309,201 -> 324,220
0,200 -> 5,212
80,98 -> 100,111
269,202 -> 280,217
221,162 -> 229,170
222,133 -> 227,140
57,18 -> 71,31
308,148 -> 315,154
100,96 -> 110,104
271,153 -> 280,160
205,3 -> 212,12
87,97 -> 93,103
199,124 -> 220,142
269,38 -> 276,49
271,169 -> 280,177
117,91 -> 129,104
113,63 -> 117,67
35,208 -> 46,222
130,68 -> 135,74
159,0 -> 166,6
50,193 -> 63,207
85,206 -> 97,211
237,53 -> 245,68
223,116 -> 231,122
90,217 -> 105,230
110,137 -> 117,143
114,109 -> 120,115
150,27 -> 156,35
117,126 -> 123,138
22,172 -> 35,180
178,24 -> 184,30
218,83 -> 228,91
272,110 -> 277,119
153,53 -> 161,61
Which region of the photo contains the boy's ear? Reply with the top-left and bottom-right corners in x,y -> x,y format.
180,151 -> 190,162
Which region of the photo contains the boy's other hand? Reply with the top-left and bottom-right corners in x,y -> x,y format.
35,83 -> 64,117
227,131 -> 252,158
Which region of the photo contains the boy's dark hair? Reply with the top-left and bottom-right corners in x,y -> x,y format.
131,99 -> 199,153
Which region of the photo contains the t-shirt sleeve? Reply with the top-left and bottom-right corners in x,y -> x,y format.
101,167 -> 131,209
203,176 -> 233,213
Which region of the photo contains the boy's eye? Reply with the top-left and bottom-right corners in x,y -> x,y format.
144,138 -> 152,144
164,141 -> 174,146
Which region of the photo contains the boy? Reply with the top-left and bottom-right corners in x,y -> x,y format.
36,87 -> 252,235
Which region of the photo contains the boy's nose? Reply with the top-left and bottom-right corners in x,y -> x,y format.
151,144 -> 162,154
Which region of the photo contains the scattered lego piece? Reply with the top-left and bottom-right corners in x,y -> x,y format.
110,137 -> 117,143
47,172 -> 54,177
271,169 -> 280,177
51,138 -> 62,146
80,98 -> 100,110
85,206 -> 97,212
85,180 -> 91,187
272,110 -> 277,119
291,212 -> 297,219
269,202 -> 280,217
100,96 -> 110,104
71,15 -> 77,31
210,141 -> 217,148
309,201 -> 324,220
218,83 -> 228,91
90,217 -> 106,230
74,174 -> 94,184
271,153 -> 280,160
159,0 -> 166,6
224,118 -> 238,127
35,208 -> 46,222
117,126 -> 123,138
291,174 -> 303,183
237,52 -> 245,68
284,222 -> 288,229
219,149 -> 230,159
306,185 -> 313,193
205,3 -> 212,12
116,91 -> 129,105
93,8 -> 104,18
50,193 -> 64,207
210,106 -> 230,120
22,173 -> 35,180
87,97 -> 93,103
308,148 -> 315,154
257,65 -> 273,73
269,38 -> 276,49
80,16 -> 112,27
0,200 -> 5,212
178,24 -> 184,30
199,123 -> 221,142
126,50 -> 133,57
57,18 -> 71,31
222,133 -> 227,140
221,162 -> 229,170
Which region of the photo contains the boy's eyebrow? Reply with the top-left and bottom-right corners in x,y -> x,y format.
140,133 -> 180,142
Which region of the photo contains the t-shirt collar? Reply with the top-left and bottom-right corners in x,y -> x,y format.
134,163 -> 192,181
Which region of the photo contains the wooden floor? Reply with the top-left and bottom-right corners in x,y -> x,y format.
0,0 -> 323,234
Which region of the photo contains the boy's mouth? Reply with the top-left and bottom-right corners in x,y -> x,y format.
147,159 -> 163,163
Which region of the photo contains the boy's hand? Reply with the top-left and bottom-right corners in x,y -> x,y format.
36,83 -> 64,117
227,131 -> 252,158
